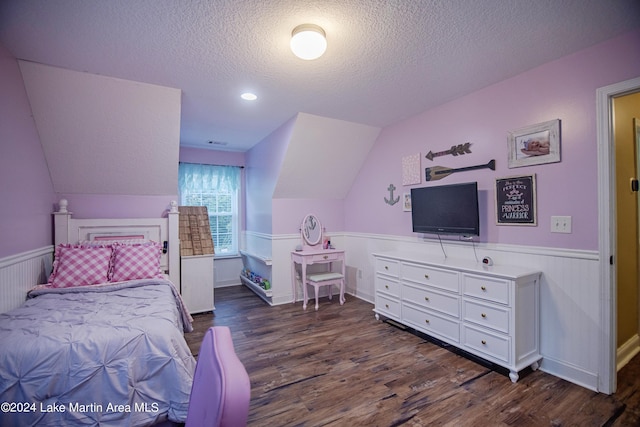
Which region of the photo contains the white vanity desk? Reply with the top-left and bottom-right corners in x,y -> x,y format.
291,214 -> 346,310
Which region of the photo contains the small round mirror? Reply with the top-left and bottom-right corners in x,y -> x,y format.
302,214 -> 322,246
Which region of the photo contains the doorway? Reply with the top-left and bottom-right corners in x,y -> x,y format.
613,93 -> 640,372
597,76 -> 640,394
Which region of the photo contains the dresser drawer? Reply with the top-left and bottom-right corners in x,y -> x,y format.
462,324 -> 510,364
376,293 -> 401,319
310,252 -> 340,263
462,274 -> 509,305
462,299 -> 509,334
403,303 -> 460,343
403,283 -> 460,318
376,258 -> 400,277
376,276 -> 400,297
402,263 -> 459,292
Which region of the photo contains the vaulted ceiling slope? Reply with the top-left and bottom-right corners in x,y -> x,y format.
274,113 -> 380,199
20,61 -> 181,196
1,0 -> 638,152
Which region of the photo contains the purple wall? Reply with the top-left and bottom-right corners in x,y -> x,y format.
53,194 -> 177,219
272,198 -> 345,235
3,30 -> 639,257
56,146 -> 250,219
345,30 -> 640,250
245,116 -> 297,234
0,44 -> 55,258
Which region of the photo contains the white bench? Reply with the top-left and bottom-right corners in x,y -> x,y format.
304,272 -> 345,311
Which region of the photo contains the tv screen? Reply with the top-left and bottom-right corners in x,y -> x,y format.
411,182 -> 479,236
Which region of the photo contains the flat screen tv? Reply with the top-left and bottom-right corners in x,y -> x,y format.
411,182 -> 479,236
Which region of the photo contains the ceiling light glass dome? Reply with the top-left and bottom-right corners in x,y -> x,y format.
290,24 -> 327,60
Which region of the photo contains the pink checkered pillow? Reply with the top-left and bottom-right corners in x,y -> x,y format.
49,245 -> 112,288
110,242 -> 163,282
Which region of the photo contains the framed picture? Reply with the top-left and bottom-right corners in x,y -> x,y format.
495,174 -> 537,226
507,119 -> 560,168
403,192 -> 412,212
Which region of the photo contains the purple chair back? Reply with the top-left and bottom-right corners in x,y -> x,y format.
185,326 -> 250,427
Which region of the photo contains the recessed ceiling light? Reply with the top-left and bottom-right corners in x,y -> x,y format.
241,92 -> 257,101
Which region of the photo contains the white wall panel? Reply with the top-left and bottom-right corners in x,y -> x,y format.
241,230 -> 601,391
3,235 -> 601,391
0,246 -> 53,314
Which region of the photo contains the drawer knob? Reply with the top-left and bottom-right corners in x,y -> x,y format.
385,304 -> 389,309
424,274 -> 429,280
424,296 -> 430,302
481,286 -> 487,291
384,265 -> 389,270
323,255 -> 328,260
425,319 -> 430,324
481,313 -> 487,318
385,285 -> 389,289
481,340 -> 487,345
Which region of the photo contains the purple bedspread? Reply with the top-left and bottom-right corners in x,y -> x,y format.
0,279 -> 196,426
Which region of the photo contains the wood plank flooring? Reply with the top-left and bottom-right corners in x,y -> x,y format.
184,285 -> 640,426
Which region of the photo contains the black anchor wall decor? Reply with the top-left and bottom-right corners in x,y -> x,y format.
384,183 -> 400,205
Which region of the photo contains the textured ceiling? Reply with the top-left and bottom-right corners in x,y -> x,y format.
1,0 -> 639,152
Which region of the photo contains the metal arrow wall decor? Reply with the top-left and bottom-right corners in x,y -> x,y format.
425,142 -> 472,161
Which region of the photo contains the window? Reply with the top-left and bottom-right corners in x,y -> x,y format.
178,163 -> 241,256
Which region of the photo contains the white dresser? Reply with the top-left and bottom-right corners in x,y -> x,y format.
373,252 -> 541,382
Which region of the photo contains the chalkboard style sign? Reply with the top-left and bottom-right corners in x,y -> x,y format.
495,175 -> 537,226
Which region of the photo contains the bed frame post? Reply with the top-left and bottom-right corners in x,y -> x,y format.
53,199 -> 72,245
168,201 -> 180,287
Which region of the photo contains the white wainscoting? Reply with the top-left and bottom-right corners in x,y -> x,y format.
271,233 -> 299,305
241,230 -> 274,261
243,230 -> 603,392
213,256 -> 244,288
340,232 -> 601,392
0,235 -> 606,391
0,246 -> 53,314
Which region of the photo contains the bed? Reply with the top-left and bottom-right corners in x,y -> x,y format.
0,200 -> 196,426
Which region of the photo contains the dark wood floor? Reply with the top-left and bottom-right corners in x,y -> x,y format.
185,285 -> 640,427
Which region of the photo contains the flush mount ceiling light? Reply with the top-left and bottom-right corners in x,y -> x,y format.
290,24 -> 327,60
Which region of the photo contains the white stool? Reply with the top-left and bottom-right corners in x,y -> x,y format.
304,272 -> 345,311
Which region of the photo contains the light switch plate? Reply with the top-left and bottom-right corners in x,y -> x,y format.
551,216 -> 572,233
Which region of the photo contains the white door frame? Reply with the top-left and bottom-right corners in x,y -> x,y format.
597,76 -> 640,394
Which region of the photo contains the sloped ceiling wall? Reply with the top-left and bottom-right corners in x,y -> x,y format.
19,61 -> 181,196
19,61 -> 376,204
273,113 -> 380,199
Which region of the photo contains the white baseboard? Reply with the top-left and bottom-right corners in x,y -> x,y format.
539,356 -> 599,392
617,334 -> 640,372
215,280 -> 242,288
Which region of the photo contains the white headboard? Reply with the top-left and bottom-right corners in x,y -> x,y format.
53,199 -> 181,287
